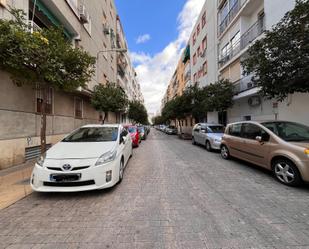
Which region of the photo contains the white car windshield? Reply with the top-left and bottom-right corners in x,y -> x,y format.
62,127 -> 119,142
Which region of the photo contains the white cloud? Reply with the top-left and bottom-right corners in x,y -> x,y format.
136,34 -> 151,44
132,0 -> 204,114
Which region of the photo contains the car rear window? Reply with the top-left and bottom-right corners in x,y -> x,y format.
128,127 -> 137,133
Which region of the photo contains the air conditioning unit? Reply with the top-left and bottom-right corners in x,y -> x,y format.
79,4 -> 89,24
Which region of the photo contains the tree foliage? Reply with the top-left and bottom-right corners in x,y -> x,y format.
161,80 -> 234,123
0,9 -> 95,90
91,83 -> 129,123
128,100 -> 148,124
242,0 -> 309,101
202,79 -> 234,113
0,8 -> 96,153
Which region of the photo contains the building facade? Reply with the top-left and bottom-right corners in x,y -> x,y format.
0,0 -> 143,169
162,0 -> 308,129
217,0 -> 308,125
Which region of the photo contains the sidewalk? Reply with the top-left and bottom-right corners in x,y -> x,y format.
0,160 -> 34,210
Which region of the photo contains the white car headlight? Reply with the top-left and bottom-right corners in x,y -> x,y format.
95,150 -> 117,166
214,138 -> 222,143
36,153 -> 46,167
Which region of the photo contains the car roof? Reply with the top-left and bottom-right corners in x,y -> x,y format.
197,123 -> 224,126
226,120 -> 292,126
82,124 -> 121,128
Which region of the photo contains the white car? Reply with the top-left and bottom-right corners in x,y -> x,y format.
30,124 -> 133,192
192,123 -> 225,151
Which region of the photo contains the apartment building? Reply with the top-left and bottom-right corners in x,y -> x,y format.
217,0 -> 309,125
0,0 -> 142,169
189,0 -> 219,123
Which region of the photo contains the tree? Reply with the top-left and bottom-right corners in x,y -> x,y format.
202,79 -> 234,113
0,9 -> 95,153
128,100 -> 148,124
91,83 -> 128,124
242,0 -> 309,101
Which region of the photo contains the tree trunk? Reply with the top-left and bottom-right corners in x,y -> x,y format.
40,87 -> 47,155
102,112 -> 107,124
178,120 -> 183,137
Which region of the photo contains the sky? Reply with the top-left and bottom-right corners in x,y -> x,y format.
115,0 -> 205,115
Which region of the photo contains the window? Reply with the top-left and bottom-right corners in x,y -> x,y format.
193,53 -> 197,65
192,32 -> 196,45
229,123 -> 242,137
202,36 -> 207,51
36,87 -> 53,114
203,61 -> 207,76
194,73 -> 197,83
242,124 -> 269,141
197,46 -> 201,57
219,1 -> 229,23
75,98 -> 83,118
196,24 -> 200,36
202,12 -> 206,28
243,115 -> 251,121
231,31 -> 240,49
221,43 -> 230,58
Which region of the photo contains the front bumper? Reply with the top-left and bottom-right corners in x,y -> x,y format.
30,160 -> 120,192
211,140 -> 222,150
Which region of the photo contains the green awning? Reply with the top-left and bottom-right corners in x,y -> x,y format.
32,0 -> 73,39
182,45 -> 190,63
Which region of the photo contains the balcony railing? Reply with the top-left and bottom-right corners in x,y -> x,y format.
219,16 -> 265,68
233,75 -> 258,95
218,0 -> 245,35
28,20 -> 42,33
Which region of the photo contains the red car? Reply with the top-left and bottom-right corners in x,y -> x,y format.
124,125 -> 141,147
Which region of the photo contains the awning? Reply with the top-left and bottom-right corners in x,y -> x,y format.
32,0 -> 73,39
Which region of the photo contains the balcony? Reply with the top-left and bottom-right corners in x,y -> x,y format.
219,16 -> 265,68
218,0 -> 245,36
233,74 -> 260,99
28,20 -> 42,33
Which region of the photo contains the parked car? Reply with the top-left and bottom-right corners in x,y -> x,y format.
165,125 -> 178,135
192,123 -> 225,151
124,125 -> 141,147
137,126 -> 147,140
144,125 -> 151,135
159,125 -> 167,132
220,121 -> 309,186
30,124 -> 132,192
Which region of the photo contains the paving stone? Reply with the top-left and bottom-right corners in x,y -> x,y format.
1,130 -> 309,248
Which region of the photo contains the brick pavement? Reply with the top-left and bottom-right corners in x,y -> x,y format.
0,129 -> 309,249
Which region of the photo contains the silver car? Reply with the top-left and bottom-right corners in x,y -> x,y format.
192,123 -> 225,151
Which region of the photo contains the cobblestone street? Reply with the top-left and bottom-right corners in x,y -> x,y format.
1,129 -> 309,249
